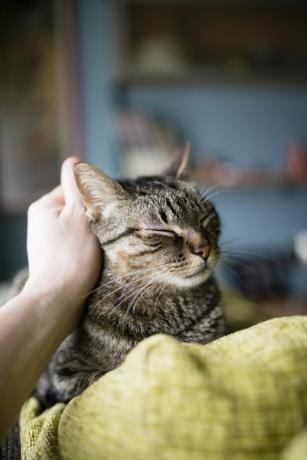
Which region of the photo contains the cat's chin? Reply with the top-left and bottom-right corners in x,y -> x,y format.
158,269 -> 212,289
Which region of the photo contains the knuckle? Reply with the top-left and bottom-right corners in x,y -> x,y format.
27,199 -> 42,216
27,202 -> 36,215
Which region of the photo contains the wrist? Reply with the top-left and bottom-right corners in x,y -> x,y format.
20,281 -> 83,336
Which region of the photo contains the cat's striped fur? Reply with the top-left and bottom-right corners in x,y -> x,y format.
35,157 -> 225,406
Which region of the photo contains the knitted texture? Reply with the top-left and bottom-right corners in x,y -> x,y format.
20,400 -> 65,460
0,421 -> 20,460
281,430 -> 307,460
20,316 -> 307,460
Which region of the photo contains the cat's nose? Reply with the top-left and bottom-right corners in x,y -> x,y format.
190,244 -> 211,260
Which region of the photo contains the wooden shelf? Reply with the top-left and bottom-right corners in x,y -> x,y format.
190,171 -> 307,191
118,71 -> 307,88
119,0 -> 305,4
118,2 -> 307,89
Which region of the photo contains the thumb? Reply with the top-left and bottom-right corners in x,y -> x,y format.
61,156 -> 82,207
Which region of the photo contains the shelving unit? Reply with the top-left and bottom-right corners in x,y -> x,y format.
118,1 -> 307,88
118,72 -> 307,89
115,1 -> 307,192
190,171 -> 307,191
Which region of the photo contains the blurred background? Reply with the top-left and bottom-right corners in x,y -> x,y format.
1,0 -> 307,328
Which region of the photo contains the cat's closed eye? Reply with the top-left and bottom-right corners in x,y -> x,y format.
143,229 -> 178,239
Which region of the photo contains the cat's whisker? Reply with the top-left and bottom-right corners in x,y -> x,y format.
81,273 -> 135,299
103,264 -> 172,313
88,260 -> 175,309
89,274 -> 156,314
97,260 -> 179,293
136,281 -> 160,312
202,188 -> 232,204
200,182 -> 223,200
82,263 -> 170,299
220,255 -> 259,272
220,248 -> 284,266
124,280 -> 158,321
220,255 -> 275,298
221,253 -> 256,266
117,267 -> 172,312
109,277 -> 159,319
85,252 -> 197,303
222,264 -> 243,282
153,285 -> 166,312
131,279 -> 160,315
219,237 -> 240,246
113,275 -> 158,307
91,273 -> 157,312
105,279 -> 152,319
104,262 -> 185,299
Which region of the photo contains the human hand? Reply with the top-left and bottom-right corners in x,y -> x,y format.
24,157 -> 101,326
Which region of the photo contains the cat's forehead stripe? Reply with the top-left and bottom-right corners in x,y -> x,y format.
165,197 -> 178,216
159,209 -> 168,223
121,176 -> 208,215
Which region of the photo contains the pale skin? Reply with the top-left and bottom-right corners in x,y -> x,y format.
0,157 -> 101,439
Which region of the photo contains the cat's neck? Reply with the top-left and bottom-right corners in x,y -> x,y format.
98,266 -> 170,303
84,267 -> 220,340
90,265 -> 216,313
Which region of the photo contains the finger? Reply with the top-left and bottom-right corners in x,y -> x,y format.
33,186 -> 64,208
28,187 -> 64,220
61,156 -> 82,207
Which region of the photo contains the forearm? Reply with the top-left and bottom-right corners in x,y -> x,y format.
0,287 -> 77,438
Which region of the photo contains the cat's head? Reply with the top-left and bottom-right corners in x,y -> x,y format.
74,146 -> 221,289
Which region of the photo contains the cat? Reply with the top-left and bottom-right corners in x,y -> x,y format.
9,146 -> 225,407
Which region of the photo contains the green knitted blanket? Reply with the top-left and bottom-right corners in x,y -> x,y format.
18,317 -> 307,459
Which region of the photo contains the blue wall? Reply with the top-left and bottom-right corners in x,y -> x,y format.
124,87 -> 307,248
125,87 -> 307,171
78,0 -> 118,173
77,0 -> 307,251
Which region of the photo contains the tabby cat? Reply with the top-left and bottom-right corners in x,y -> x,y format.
33,147 -> 225,406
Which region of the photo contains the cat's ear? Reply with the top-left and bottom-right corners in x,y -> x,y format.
74,163 -> 126,222
163,142 -> 190,179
